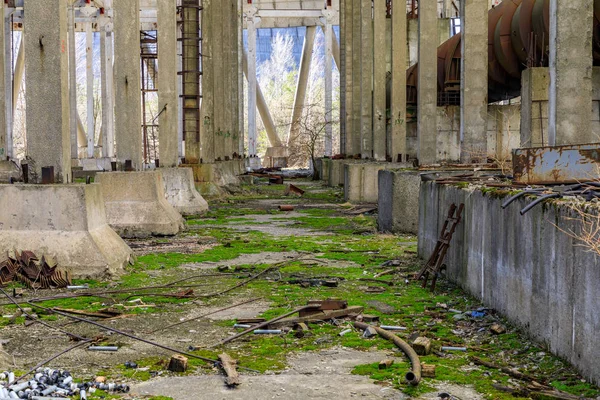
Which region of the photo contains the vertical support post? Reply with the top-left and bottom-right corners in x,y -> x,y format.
350,0 -> 362,157
238,0 -> 245,156
246,12 -> 258,158
68,3 -> 78,160
391,0 -> 407,162
0,6 -> 9,160
548,0 -> 593,145
200,0 -> 215,163
360,0 -> 374,159
344,0 -> 354,156
339,0 -> 347,155
182,0 -> 202,163
324,18 -> 333,157
287,26 -> 316,149
212,0 -> 224,160
114,0 -> 142,169
372,0 -> 386,161
100,30 -> 115,158
177,11 -> 184,159
157,0 -> 179,167
417,0 -> 437,165
460,0 -> 488,163
86,22 -> 95,158
24,0 -> 71,183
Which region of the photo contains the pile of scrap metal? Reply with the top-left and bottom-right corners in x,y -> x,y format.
0,251 -> 71,289
502,182 -> 600,215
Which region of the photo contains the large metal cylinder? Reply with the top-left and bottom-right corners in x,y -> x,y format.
406,0 -> 600,106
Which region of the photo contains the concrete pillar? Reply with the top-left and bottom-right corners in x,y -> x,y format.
86,23 -> 95,157
238,0 -> 245,156
157,0 -> 179,167
460,0 -> 488,163
417,0 -> 437,165
548,0 -> 594,145
373,0 -> 386,161
213,0 -> 224,160
331,26 -> 341,71
339,0 -> 347,155
230,0 -> 239,158
324,18 -> 333,157
114,0 -> 142,169
343,0 -> 354,156
350,0 -> 362,157
391,0 -> 407,162
182,0 -> 202,163
200,0 -> 215,164
360,0 -> 373,159
287,26 -> 316,149
100,31 -> 115,159
68,4 -> 78,159
0,7 -> 7,160
246,12 -> 258,157
24,0 -> 71,182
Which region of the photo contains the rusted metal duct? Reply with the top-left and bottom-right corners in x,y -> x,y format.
406,0 -> 600,108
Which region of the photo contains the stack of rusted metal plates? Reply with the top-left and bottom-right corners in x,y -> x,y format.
0,251 -> 71,289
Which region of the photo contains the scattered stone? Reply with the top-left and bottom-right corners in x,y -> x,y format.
422,364 -> 436,378
378,359 -> 394,370
366,300 -> 396,315
168,354 -> 188,373
362,326 -> 378,338
490,324 -> 506,335
412,337 -> 432,356
360,314 -> 380,323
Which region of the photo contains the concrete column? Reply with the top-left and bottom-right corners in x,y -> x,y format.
339,0 -> 347,154
331,26 -> 341,71
157,0 -> 179,167
548,0 -> 594,145
0,7 -> 8,160
114,0 -> 142,169
24,0 -> 71,182
182,0 -> 202,163
324,18 -> 333,157
200,0 -> 215,163
100,31 -> 115,158
417,0 -> 437,165
246,13 -> 258,157
230,0 -> 239,158
391,0 -> 407,162
343,0 -> 354,155
68,4 -> 78,159
360,0 -> 373,159
238,0 -> 245,156
12,40 -> 23,116
460,0 -> 488,163
287,26 -> 316,148
350,0 -> 362,157
86,23 -> 95,157
213,0 -> 224,160
177,16 -> 183,159
373,0 -> 386,161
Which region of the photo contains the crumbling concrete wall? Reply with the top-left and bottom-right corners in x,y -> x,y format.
418,182 -> 600,384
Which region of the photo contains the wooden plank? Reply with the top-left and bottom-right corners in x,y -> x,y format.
270,306 -> 364,328
219,353 -> 241,386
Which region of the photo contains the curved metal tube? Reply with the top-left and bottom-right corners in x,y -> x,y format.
501,189 -> 545,209
354,322 -> 421,386
519,193 -> 561,215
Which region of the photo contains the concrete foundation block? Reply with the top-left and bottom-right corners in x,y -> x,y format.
327,159 -> 357,187
0,184 -> 132,278
344,162 -> 411,203
82,158 -> 113,172
96,171 -> 184,238
378,169 -> 421,234
160,167 -> 208,216
183,160 -> 244,197
263,146 -> 288,168
0,160 -> 20,183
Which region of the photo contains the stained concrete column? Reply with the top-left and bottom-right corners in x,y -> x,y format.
0,6 -> 7,160
324,17 -> 334,157
100,31 -> 115,159
67,4 -> 78,159
200,0 -> 215,164
343,0 -> 354,156
86,23 -> 95,158
288,26 -> 316,149
373,0 -> 386,161
24,0 -> 71,182
157,0 -> 179,167
548,0 -> 594,145
114,0 -> 142,169
460,0 -> 488,163
339,0 -> 347,154
246,11 -> 258,158
238,0 -> 245,156
417,0 -> 437,165
360,0 -> 373,159
213,0 -> 224,160
350,0 -> 362,157
391,0 -> 407,162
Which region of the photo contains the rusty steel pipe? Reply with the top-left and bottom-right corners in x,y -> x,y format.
406,0 -> 600,107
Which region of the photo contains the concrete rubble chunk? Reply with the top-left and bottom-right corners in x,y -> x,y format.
160,167 -> 209,216
0,184 -> 132,278
96,171 -> 185,238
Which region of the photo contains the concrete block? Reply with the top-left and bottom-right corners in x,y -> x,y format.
96,171 -> 184,238
81,158 -> 113,172
160,167 -> 208,216
0,161 -> 20,183
344,162 -> 411,203
328,159 -> 360,187
183,160 -> 244,197
0,184 -> 132,278
378,169 -> 421,234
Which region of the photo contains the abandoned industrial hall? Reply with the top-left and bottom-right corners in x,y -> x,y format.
0,0 -> 598,398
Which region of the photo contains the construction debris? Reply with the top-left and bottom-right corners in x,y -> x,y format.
0,251 -> 71,289
412,337 -> 432,356
284,184 -> 305,197
168,354 -> 189,373
269,306 -> 364,328
421,364 -> 436,378
490,323 -> 507,335
379,359 -> 394,369
219,353 -> 241,387
278,205 -> 295,211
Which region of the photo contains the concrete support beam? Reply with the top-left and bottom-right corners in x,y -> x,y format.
548,0 -> 594,145
157,0 -> 179,167
0,7 -> 7,160
213,0 -> 224,160
331,26 -> 341,71
360,0 -> 373,159
349,0 -> 362,157
339,0 -> 347,154
287,26 -> 316,148
100,31 -> 115,158
343,0 -> 354,155
417,0 -> 437,165
391,0 -> 407,162
246,12 -> 258,158
24,0 -> 71,183
372,0 -> 386,161
324,18 -> 333,157
460,0 -> 488,163
68,4 -> 78,159
182,0 -> 202,163
114,0 -> 142,169
238,0 -> 245,156
86,22 -> 95,157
